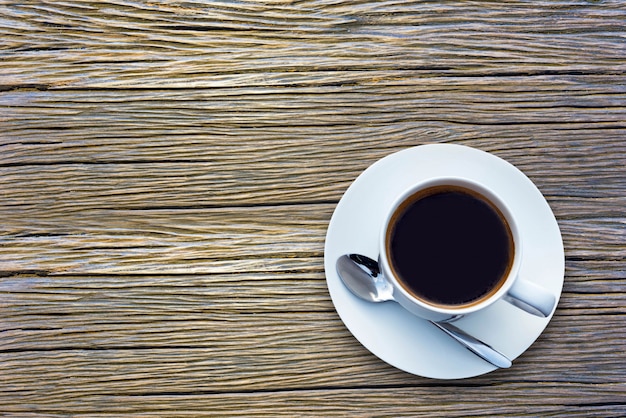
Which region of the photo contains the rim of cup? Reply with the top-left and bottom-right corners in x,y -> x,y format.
379,176 -> 523,316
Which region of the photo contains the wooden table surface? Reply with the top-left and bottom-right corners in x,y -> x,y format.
1,1 -> 625,416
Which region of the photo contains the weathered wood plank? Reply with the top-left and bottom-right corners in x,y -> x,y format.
2,80 -> 624,216
1,79 -> 625,186
2,78 -> 624,139
1,383 -> 624,416
1,382 -> 625,416
1,264 -> 624,350
0,203 -> 624,275
0,303 -> 624,380
1,311 -> 624,402
1,1 -> 624,88
1,156 -> 623,214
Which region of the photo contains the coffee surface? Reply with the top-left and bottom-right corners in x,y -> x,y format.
387,186 -> 513,307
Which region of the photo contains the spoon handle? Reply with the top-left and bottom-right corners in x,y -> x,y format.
431,321 -> 512,369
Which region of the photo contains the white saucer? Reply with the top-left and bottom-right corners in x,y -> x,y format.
324,144 -> 564,379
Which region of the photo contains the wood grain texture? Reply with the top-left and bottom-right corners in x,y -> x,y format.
0,202 -> 624,274
1,0 -> 625,415
1,1 -> 625,88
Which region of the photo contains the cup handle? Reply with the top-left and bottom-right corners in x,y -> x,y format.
503,279 -> 556,318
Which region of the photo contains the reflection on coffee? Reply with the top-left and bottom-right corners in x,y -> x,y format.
386,185 -> 514,308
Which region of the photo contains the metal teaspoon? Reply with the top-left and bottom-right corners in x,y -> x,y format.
336,254 -> 512,369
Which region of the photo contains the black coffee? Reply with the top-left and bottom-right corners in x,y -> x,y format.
386,185 -> 514,307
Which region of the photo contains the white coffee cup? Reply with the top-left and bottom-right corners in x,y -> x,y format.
378,176 -> 556,322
